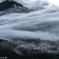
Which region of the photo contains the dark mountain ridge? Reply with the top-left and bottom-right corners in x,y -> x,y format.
0,0 -> 28,14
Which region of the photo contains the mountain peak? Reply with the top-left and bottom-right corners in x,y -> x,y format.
0,0 -> 28,15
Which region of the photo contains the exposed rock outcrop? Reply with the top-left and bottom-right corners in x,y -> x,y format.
0,0 -> 28,15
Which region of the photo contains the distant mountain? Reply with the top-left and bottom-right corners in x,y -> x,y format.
0,0 -> 28,15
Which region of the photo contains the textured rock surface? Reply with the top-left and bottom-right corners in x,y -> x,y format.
0,1 -> 28,15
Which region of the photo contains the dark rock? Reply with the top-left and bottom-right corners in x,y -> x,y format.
0,1 -> 23,11
0,0 -> 28,14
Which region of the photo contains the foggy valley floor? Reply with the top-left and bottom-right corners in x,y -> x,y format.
0,39 -> 59,59
0,48 -> 59,59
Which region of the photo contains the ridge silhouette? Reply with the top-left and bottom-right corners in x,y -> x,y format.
0,0 -> 25,11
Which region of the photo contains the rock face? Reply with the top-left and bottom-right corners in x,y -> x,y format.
0,0 -> 28,15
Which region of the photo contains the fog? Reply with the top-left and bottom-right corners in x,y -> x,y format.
0,0 -> 59,54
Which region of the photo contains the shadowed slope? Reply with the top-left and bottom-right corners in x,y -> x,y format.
0,0 -> 28,11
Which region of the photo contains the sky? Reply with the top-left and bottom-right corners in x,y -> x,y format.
0,0 -> 59,7
47,0 -> 59,6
